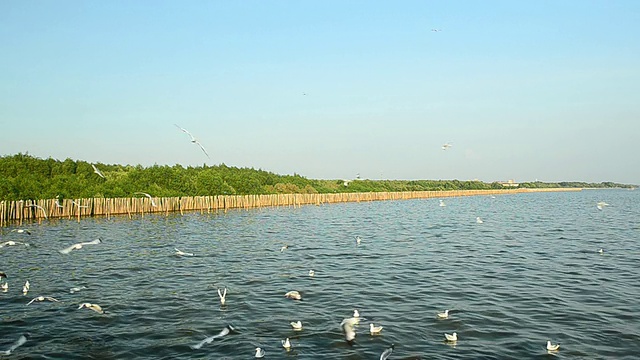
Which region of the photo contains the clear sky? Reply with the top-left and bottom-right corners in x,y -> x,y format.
1,1 -> 638,184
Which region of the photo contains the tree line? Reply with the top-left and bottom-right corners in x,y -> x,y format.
0,153 -> 634,201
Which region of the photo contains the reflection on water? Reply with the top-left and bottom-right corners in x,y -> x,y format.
1,189 -> 639,359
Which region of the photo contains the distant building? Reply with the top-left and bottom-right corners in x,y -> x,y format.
499,179 -> 519,187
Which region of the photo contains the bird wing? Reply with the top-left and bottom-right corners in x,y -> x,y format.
59,243 -> 80,254
80,239 -> 102,246
26,298 -> 37,305
194,141 -> 210,158
380,345 -> 394,360
175,124 -> 197,142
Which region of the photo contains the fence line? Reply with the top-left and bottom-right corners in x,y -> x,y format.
0,188 -> 580,227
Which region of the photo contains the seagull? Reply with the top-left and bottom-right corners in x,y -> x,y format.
340,317 -> 358,344
10,229 -> 31,235
26,204 -> 48,219
355,235 -> 362,246
190,324 -> 235,349
290,321 -> 302,331
91,164 -> 106,179
1,282 -> 7,292
255,347 -> 265,358
0,240 -> 30,248
596,201 -> 609,210
175,124 -> 210,159
546,340 -> 560,351
59,238 -> 102,254
284,290 -> 302,300
27,295 -> 59,305
308,269 -> 315,277
439,199 -> 446,207
0,333 -> 29,356
353,309 -> 360,318
343,180 -> 351,187
437,309 -> 450,319
380,344 -> 395,360
442,142 -> 452,150
78,303 -> 105,314
134,192 -> 157,207
370,323 -> 383,335
218,288 -> 227,306
476,217 -> 483,224
22,280 -> 30,296
431,28 -> 442,32
282,337 -> 291,351
598,248 -> 604,254
444,332 -> 458,342
70,286 -> 87,294
175,248 -> 194,257
70,200 -> 89,209
280,244 -> 289,252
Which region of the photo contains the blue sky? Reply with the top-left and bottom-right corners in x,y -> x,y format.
1,1 -> 638,184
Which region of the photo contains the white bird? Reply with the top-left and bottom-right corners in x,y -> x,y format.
598,248 -> 604,254
546,340 -> 560,351
439,199 -> 446,207
370,323 -> 383,335
22,280 -> 29,296
355,235 -> 362,246
596,201 -> 609,210
445,332 -> 458,342
476,217 -> 483,224
59,238 -> 102,254
0,333 -> 29,356
175,124 -> 210,159
175,248 -> 194,257
70,286 -> 87,294
308,269 -> 315,277
280,244 -> 289,252
340,317 -> 358,343
91,164 -> 106,179
437,309 -> 450,319
11,228 -> 31,235
217,288 -> 227,306
1,282 -> 8,292
27,295 -> 59,305
282,337 -> 291,351
134,192 -> 157,207
290,321 -> 302,330
442,142 -> 453,150
343,180 -> 351,187
380,344 -> 395,360
353,309 -> 360,318
0,240 -> 30,248
284,290 -> 302,300
78,303 -> 105,314
254,347 -> 265,358
190,324 -> 234,349
431,28 -> 442,32
26,204 -> 48,218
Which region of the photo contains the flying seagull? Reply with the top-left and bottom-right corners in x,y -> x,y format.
10,229 -> 31,235
175,248 -> 194,257
134,192 -> 157,207
27,295 -> 59,305
190,324 -> 234,350
442,142 -> 453,150
0,240 -> 30,248
174,124 -> 210,159
0,333 -> 29,356
78,303 -> 105,314
431,28 -> 442,32
92,164 -> 106,179
596,201 -> 609,210
380,344 -> 395,360
340,317 -> 358,344
59,238 -> 102,254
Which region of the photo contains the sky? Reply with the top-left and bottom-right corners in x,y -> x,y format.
1,1 -> 638,184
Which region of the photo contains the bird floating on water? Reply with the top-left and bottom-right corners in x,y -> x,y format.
174,124 -> 210,159
353,309 -> 360,318
1,282 -> 8,292
190,324 -> 235,349
437,309 -> 450,319
0,240 -> 30,248
546,340 -> 560,351
0,333 -> 29,356
598,248 -> 604,254
254,347 -> 265,358
439,199 -> 446,207
379,344 -> 395,360
476,217 -> 483,224
10,228 -> 31,235
370,323 -> 383,335
285,290 -> 302,300
596,201 -> 609,210
282,337 -> 291,351
27,295 -> 59,305
91,164 -> 106,179
134,192 -> 157,207
308,269 -> 315,277
59,238 -> 102,254
175,248 -> 194,257
290,321 -> 302,331
78,303 -> 105,314
445,332 -> 458,342
355,235 -> 362,246
431,28 -> 442,32
218,288 -> 227,306
70,286 -> 87,294
22,280 -> 30,296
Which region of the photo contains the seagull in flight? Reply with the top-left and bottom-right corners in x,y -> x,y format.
190,324 -> 235,349
174,124 -> 210,159
340,317 -> 358,344
596,201 -> 609,210
1,240 -> 30,248
10,229 -> 31,235
0,333 -> 29,356
134,192 -> 157,207
92,164 -> 106,179
59,238 -> 102,254
431,28 -> 442,32
442,142 -> 453,150
175,248 -> 194,257
26,204 -> 48,219
27,295 -> 59,305
78,302 -> 105,314
380,344 -> 395,360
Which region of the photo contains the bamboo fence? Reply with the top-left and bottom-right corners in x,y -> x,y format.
0,188 -> 581,227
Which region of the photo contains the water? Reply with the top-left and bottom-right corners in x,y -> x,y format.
1,189 -> 639,359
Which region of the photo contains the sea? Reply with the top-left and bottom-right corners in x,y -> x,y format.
1,189 -> 638,359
